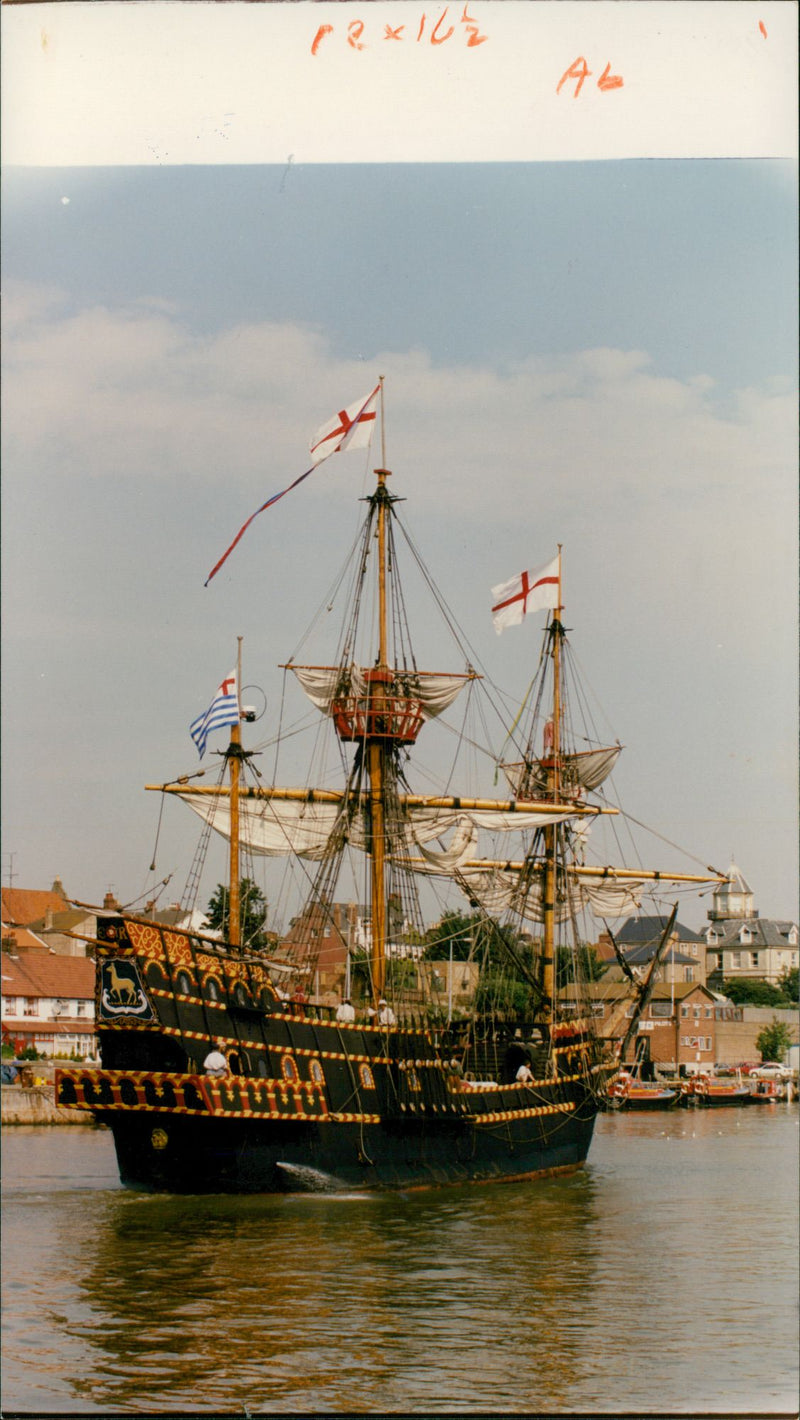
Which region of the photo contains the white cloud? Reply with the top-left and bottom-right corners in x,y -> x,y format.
2,286 -> 797,916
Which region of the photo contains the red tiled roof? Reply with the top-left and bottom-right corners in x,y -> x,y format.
0,954 -> 95,999
1,887 -> 69,926
1,925 -> 49,951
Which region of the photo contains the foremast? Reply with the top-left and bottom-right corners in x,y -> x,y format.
225,636 -> 246,948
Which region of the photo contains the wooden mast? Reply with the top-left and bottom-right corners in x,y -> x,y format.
227,636 -> 243,947
541,546 -> 563,1022
369,377 -> 389,1001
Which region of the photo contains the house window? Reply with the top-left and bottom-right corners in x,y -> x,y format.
681,1005 -> 689,1019
705,1007 -> 712,1018
714,954 -> 724,971
23,998 -> 39,1017
708,929 -> 719,945
749,952 -> 759,969
690,944 -> 697,956
76,1001 -> 86,1017
739,927 -> 751,944
650,1001 -> 671,1018
731,952 -> 742,969
2,997 -> 16,1015
684,967 -> 695,983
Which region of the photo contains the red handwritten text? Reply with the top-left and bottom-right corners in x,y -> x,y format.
311,6 -> 488,54
557,57 -> 624,97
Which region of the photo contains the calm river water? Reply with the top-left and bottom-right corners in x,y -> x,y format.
2,1106 -> 797,1416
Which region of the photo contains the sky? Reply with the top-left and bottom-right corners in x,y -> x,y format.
1,4 -> 797,933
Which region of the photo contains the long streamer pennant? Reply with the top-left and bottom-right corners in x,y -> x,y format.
205,384 -> 380,586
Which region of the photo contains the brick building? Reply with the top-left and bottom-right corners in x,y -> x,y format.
569,980 -> 731,1073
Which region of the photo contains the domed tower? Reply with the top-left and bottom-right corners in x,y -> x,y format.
708,859 -> 757,923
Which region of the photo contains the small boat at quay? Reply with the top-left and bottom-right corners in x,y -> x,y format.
55,381 -> 722,1192
681,1074 -> 752,1108
607,1072 -> 679,1111
748,1077 -> 792,1103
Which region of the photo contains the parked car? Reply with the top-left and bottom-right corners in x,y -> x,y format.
750,1062 -> 793,1080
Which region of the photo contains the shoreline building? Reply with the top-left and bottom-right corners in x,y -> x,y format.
703,861 -> 798,989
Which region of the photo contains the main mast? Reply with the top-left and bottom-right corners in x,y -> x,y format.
541,547 -> 563,1023
367,463 -> 392,1000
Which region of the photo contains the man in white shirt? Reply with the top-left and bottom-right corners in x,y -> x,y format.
377,998 -> 396,1027
516,1060 -> 535,1085
336,997 -> 355,1023
203,1045 -> 228,1077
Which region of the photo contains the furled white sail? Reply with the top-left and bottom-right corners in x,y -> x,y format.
406,858 -> 645,922
176,789 -> 580,861
179,792 -> 345,859
290,665 -> 472,719
502,745 -> 622,796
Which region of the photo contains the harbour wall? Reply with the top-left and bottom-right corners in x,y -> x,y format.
715,1006 -> 799,1065
2,1084 -> 93,1126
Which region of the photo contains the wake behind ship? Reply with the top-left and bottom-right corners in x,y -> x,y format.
56,382 -> 721,1192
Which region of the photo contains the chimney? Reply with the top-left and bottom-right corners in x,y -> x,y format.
51,876 -> 67,899
103,890 -> 119,911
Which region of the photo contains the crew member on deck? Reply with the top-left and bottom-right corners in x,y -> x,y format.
336,997 -> 355,1023
203,1044 -> 228,1077
377,998 -> 396,1027
516,1060 -> 535,1085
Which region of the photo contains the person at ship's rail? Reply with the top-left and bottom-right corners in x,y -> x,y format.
516,1061 -> 535,1085
203,1043 -> 229,1077
377,998 -> 397,1027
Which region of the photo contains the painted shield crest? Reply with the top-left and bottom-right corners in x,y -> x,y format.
99,958 -> 155,1020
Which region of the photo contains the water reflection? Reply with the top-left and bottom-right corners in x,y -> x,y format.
3,1112 -> 797,1414
67,1172 -> 603,1412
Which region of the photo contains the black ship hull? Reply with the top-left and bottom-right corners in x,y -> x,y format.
56,912 -> 604,1194
101,1100 -> 597,1193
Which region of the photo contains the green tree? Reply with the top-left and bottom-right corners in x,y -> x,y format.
422,911 -> 526,968
204,878 -> 269,952
556,942 -> 607,987
778,965 -> 799,1003
474,967 -> 532,1018
720,976 -> 792,1008
422,911 -> 482,962
755,1017 -> 795,1063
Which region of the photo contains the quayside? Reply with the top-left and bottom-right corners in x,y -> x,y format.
56,382 -> 722,1192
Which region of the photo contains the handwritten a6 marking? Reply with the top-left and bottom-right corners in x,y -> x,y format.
557,58 -> 624,98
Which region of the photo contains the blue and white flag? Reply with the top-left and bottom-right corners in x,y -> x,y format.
190,670 -> 239,758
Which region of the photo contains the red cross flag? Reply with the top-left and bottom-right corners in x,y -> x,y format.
491,556 -> 560,635
205,383 -> 380,585
309,387 -> 380,466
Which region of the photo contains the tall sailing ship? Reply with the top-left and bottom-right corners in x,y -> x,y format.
56,386 -> 721,1192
